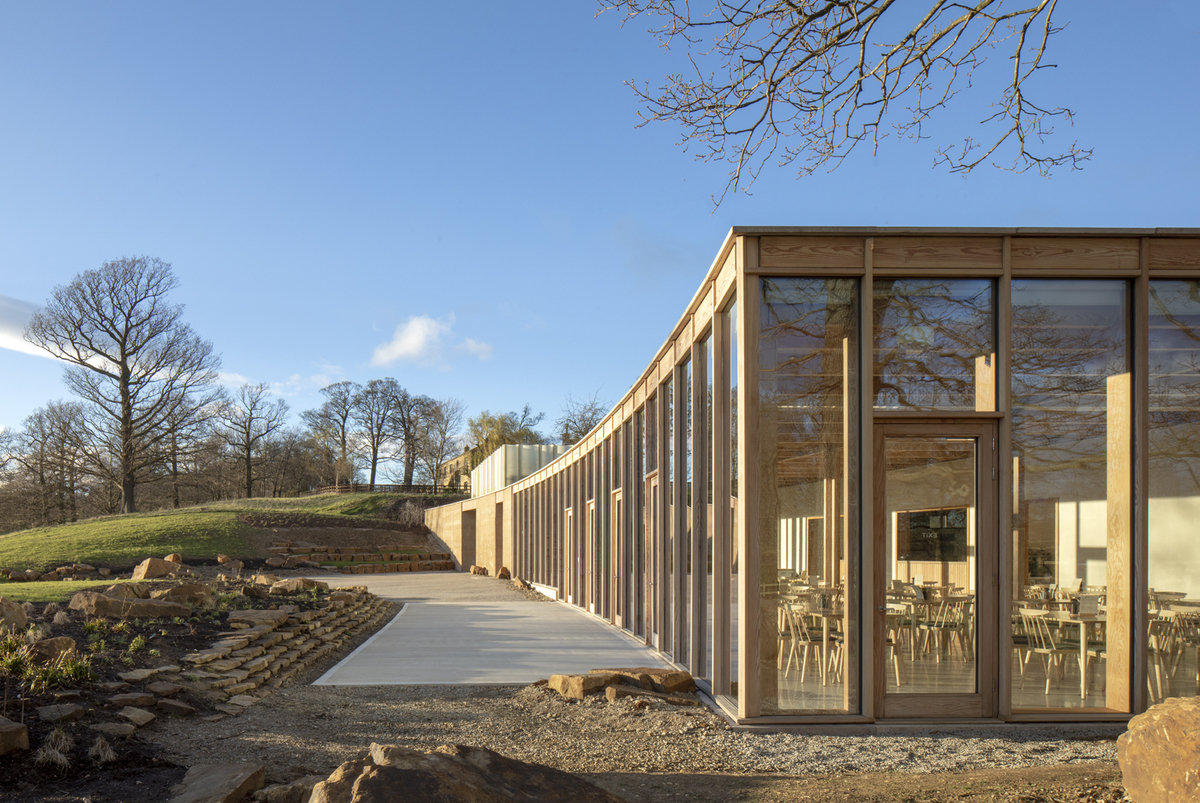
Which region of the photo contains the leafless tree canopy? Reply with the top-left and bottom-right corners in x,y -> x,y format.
604,0 -> 1088,201
556,391 -> 609,445
217,383 -> 290,499
24,256 -> 221,513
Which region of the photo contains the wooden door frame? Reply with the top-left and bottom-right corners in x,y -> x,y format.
873,419 -> 999,719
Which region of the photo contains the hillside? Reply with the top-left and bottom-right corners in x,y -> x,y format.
0,491 -> 465,572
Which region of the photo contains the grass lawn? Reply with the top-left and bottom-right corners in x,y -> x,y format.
0,510 -> 252,571
0,578 -> 120,603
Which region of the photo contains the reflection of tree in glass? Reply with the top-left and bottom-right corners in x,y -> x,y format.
1148,281 -> 1200,490
872,279 -> 994,409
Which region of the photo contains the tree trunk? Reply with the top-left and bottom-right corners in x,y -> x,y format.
120,366 -> 137,514
244,443 -> 254,499
368,446 -> 379,491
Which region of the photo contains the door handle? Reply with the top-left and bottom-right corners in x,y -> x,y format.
877,605 -> 889,612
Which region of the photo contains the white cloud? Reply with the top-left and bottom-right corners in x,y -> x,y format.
0,295 -> 51,359
217,371 -> 253,388
458,337 -> 493,360
371,315 -> 452,365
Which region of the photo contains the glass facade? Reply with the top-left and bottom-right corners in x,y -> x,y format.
431,232 -> 1200,726
757,278 -> 859,714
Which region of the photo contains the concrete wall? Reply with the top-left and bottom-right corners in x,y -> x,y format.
425,489 -> 514,575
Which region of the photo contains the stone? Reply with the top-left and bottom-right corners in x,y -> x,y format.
547,672 -> 618,700
164,553 -> 184,564
39,570 -> 60,582
269,578 -> 329,594
264,557 -> 286,568
30,636 -> 76,662
310,743 -> 624,803
227,694 -> 258,707
95,681 -> 130,692
110,692 -> 157,707
169,763 -> 265,803
98,567 -> 111,576
118,668 -> 162,683
594,666 -> 696,694
118,706 -> 157,727
1118,695 -> 1200,803
497,566 -> 512,580
69,591 -> 191,619
0,595 -> 28,632
217,554 -> 233,564
328,591 -> 357,604
157,698 -> 196,717
253,775 -> 325,803
251,573 -> 279,586
132,557 -> 181,580
228,609 -> 290,628
604,683 -> 702,707
90,722 -> 136,738
0,716 -> 29,755
148,680 -> 184,697
469,564 -> 488,576
152,583 -> 214,605
37,703 -> 84,723
105,582 -> 150,599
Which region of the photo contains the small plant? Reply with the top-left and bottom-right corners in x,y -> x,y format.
45,727 -> 73,753
88,735 -> 116,765
34,743 -> 71,771
82,619 -> 108,635
42,602 -> 61,618
111,620 -> 130,634
88,639 -> 108,654
127,635 -> 147,654
147,648 -> 160,658
52,611 -> 71,627
24,652 -> 95,693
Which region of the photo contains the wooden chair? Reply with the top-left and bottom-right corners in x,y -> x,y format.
1018,608 -> 1076,695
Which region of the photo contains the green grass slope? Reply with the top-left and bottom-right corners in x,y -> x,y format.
0,492 -> 459,572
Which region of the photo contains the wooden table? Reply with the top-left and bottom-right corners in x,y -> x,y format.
1048,612 -> 1106,699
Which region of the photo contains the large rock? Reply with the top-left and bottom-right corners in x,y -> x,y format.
227,608 -> 290,628
269,578 -> 328,594
164,553 -> 184,564
548,672 -> 618,700
132,557 -> 181,580
106,582 -> 151,599
168,763 -> 265,803
152,583 -> 214,606
68,591 -> 191,619
30,636 -> 76,662
309,743 -> 624,803
0,596 -> 28,632
0,716 -> 28,755
1118,695 -> 1200,802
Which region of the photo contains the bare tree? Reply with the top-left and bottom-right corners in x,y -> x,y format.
301,381 -> 361,487
388,387 -> 431,487
217,383 -> 290,499
466,404 -> 547,468
416,397 -> 467,486
604,0 -> 1088,202
352,378 -> 403,489
556,391 -> 608,445
24,256 -> 222,513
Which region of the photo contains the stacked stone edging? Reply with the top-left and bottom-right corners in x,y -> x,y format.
266,540 -> 454,575
181,584 -> 392,712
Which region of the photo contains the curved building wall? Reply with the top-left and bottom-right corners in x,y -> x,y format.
427,227 -> 1200,726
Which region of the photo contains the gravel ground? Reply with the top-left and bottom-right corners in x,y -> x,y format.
141,572 -> 1122,800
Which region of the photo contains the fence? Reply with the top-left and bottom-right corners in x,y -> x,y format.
312,483 -> 469,496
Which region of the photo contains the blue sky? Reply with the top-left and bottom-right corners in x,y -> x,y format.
1,2 -> 1198,454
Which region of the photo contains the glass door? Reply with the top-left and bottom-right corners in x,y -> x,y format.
874,421 -> 997,718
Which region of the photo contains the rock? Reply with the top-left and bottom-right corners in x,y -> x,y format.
148,680 -> 184,697
227,609 -> 290,628
133,556 -> 183,580
240,584 -> 268,599
1118,695 -> 1200,802
593,666 -> 696,694
69,591 -> 191,619
157,699 -> 197,717
310,743 -> 624,803
30,636 -> 76,662
217,554 -> 233,565
98,567 -> 111,577
604,683 -> 702,707
547,672 -> 619,700
0,717 -> 29,755
39,570 -> 60,582
264,557 -> 286,568
106,582 -> 151,599
0,596 -> 28,632
252,775 -> 324,803
227,695 -> 258,708
90,722 -> 137,738
169,763 -> 265,803
110,692 -> 157,707
328,591 -> 357,604
251,574 -> 279,586
37,703 -> 84,723
152,583 -> 214,605
269,578 -> 328,594
497,566 -> 512,580
118,706 -> 157,727
118,668 -> 162,683
469,564 -> 488,576
164,553 -> 184,564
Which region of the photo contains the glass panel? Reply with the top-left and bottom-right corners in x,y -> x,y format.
705,333 -> 715,682
873,279 -> 995,410
1011,280 -> 1130,711
664,377 -> 674,658
683,359 -> 693,668
757,277 -> 859,714
884,436 -> 978,694
1148,280 -> 1200,702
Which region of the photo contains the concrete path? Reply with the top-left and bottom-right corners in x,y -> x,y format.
311,572 -> 670,685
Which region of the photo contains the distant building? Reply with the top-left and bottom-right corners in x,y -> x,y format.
470,444 -> 567,498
